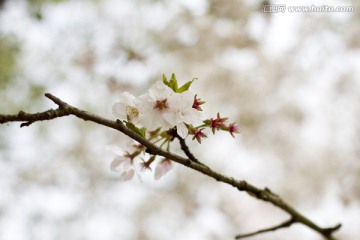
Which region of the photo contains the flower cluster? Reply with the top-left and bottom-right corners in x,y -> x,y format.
109,74 -> 239,181
107,143 -> 173,181
112,80 -> 201,138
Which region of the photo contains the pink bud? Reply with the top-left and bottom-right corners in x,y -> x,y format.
192,94 -> 205,111
228,122 -> 240,137
191,128 -> 207,144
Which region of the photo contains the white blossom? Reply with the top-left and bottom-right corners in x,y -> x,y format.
137,81 -> 175,130
110,156 -> 135,181
163,91 -> 202,138
138,81 -> 202,138
106,145 -> 141,182
112,92 -> 140,123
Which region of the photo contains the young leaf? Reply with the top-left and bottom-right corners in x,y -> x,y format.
162,74 -> 168,86
163,73 -> 178,92
177,77 -> 197,93
169,73 -> 179,91
125,121 -> 146,138
163,73 -> 196,93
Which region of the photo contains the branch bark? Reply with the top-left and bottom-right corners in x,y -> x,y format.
0,93 -> 341,240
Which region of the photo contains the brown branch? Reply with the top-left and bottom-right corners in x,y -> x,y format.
167,127 -> 209,168
235,218 -> 295,239
0,93 -> 341,240
177,136 -> 199,161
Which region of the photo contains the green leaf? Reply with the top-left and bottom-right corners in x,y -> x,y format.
125,121 -> 146,138
162,73 -> 196,93
177,78 -> 197,93
162,74 -> 168,85
163,73 -> 178,92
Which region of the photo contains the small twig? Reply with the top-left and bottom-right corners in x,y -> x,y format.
166,127 -> 208,167
176,135 -> 209,168
0,93 -> 341,240
235,218 -> 295,239
323,224 -> 342,238
177,136 -> 198,161
45,93 -> 68,107
167,127 -> 209,168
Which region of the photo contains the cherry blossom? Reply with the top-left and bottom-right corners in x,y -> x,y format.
112,92 -> 141,123
107,145 -> 142,182
109,74 -> 239,181
162,91 -> 202,138
138,81 -> 175,130
138,82 -> 202,138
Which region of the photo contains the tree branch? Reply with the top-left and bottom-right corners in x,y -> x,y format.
0,93 -> 341,240
235,217 -> 295,239
168,128 -> 209,168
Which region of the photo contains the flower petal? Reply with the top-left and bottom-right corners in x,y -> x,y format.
105,145 -> 124,156
120,169 -> 135,181
149,81 -> 173,100
110,156 -> 125,171
135,171 -> 143,183
154,159 -> 173,180
112,102 -> 128,119
176,122 -> 188,139
110,156 -> 131,172
112,92 -> 139,120
118,92 -> 137,105
138,94 -> 173,130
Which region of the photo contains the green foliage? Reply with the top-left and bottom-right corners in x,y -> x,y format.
162,73 -> 196,93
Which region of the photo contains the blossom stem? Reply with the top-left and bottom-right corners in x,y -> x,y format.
159,139 -> 168,149
151,137 -> 165,145
166,140 -> 171,152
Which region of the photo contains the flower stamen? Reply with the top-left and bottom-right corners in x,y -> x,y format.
154,99 -> 168,111
125,106 -> 139,119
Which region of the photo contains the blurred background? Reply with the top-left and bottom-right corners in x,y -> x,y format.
0,0 -> 359,239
